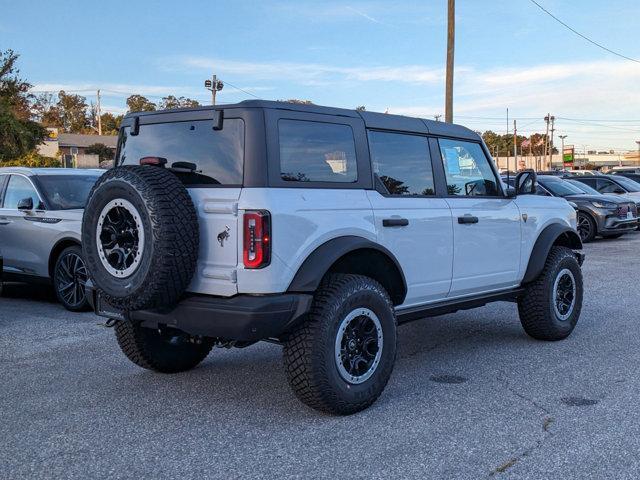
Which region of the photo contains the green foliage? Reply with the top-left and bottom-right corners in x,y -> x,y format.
85,143 -> 114,163
482,130 -> 557,157
1,150 -> 61,167
126,94 -> 156,113
158,95 -> 200,110
100,112 -> 123,135
0,49 -> 46,160
32,90 -> 89,133
355,105 -> 366,111
279,99 -> 314,105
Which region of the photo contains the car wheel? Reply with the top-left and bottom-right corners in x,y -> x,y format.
53,245 -> 91,312
518,246 -> 583,341
283,274 -> 397,415
114,321 -> 213,373
576,212 -> 596,243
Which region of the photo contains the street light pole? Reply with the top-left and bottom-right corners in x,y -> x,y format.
445,0 -> 455,123
559,135 -> 567,170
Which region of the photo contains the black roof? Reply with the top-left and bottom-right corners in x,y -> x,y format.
123,100 -> 480,141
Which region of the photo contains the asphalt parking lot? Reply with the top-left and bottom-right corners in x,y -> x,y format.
2,232 -> 640,479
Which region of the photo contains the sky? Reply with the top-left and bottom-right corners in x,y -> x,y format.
1,0 -> 640,151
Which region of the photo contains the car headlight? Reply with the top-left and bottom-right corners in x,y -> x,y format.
591,200 -> 618,209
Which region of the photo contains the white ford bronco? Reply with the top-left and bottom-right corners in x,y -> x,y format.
82,100 -> 584,415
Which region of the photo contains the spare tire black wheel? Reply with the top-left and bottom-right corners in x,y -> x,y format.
82,165 -> 199,311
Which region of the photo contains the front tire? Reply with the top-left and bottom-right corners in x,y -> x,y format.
115,321 -> 213,373
577,212 -> 596,243
518,246 -> 583,341
53,245 -> 91,312
283,274 -> 397,415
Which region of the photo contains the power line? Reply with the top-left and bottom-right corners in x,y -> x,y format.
529,0 -> 640,64
219,79 -> 261,99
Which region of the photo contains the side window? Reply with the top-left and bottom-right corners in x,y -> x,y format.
580,178 -> 597,189
368,131 -> 435,195
535,185 -> 551,196
0,175 -> 8,207
278,119 -> 357,183
4,175 -> 41,209
596,179 -> 616,193
438,139 -> 500,196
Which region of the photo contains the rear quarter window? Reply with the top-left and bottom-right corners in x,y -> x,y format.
278,119 -> 357,183
117,118 -> 244,186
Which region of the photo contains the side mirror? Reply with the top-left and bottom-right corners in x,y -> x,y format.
17,197 -> 33,210
514,169 -> 537,195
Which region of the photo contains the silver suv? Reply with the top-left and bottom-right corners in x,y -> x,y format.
0,167 -> 103,311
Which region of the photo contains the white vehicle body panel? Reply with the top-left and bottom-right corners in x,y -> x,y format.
366,190 -> 454,307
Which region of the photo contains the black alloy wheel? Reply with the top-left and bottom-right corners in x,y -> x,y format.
54,245 -> 90,312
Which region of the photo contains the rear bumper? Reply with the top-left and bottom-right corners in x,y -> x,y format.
88,283 -> 313,342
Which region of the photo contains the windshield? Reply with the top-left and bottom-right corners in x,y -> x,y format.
539,178 -> 585,197
566,179 -> 600,195
612,176 -> 640,192
38,174 -> 102,210
117,118 -> 244,186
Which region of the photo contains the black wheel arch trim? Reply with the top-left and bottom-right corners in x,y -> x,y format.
522,224 -> 583,284
286,236 -> 408,305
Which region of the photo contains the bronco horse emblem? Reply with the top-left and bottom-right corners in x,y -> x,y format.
217,226 -> 231,247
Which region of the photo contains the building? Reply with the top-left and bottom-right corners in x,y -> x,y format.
38,128 -> 118,168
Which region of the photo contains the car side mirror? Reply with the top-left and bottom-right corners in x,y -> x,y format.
17,197 -> 33,210
514,169 -> 537,195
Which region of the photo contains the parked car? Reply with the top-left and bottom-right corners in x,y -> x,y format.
509,175 -> 638,242
81,100 -> 585,415
573,174 -> 640,197
610,171 -> 640,185
0,167 -> 103,311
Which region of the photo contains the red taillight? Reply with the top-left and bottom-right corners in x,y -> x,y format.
243,211 -> 271,269
139,156 -> 167,166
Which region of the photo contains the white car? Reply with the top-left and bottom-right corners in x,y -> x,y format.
81,101 -> 585,414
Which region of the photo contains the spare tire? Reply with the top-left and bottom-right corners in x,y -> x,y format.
82,165 -> 199,311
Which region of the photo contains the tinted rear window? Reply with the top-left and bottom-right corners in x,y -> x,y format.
117,118 -> 244,185
278,119 -> 357,183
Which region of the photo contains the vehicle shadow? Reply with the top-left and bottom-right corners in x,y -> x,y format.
1,282 -> 58,303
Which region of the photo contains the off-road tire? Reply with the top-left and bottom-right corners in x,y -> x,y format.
518,246 -> 583,341
82,166 -> 198,311
577,212 -> 596,243
53,245 -> 91,312
114,320 -> 213,373
283,274 -> 397,415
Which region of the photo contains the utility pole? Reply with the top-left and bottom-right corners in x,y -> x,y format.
434,114 -> 442,122
97,89 -> 102,136
549,115 -> 556,169
513,119 -> 518,170
559,135 -> 567,171
636,140 -> 640,162
506,108 -> 510,173
204,74 -> 224,106
543,114 -> 550,170
445,0 -> 455,123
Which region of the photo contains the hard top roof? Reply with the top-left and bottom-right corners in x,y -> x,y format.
123,100 -> 480,141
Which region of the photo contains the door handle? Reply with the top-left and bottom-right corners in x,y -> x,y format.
383,218 -> 409,227
458,215 -> 479,224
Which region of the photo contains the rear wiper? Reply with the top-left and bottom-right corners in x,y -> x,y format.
170,161 -> 200,173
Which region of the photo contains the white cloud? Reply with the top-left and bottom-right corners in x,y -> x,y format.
167,56 -> 443,86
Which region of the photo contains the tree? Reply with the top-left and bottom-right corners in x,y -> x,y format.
355,105 -> 366,111
0,49 -> 46,162
57,91 -> 89,133
85,143 -> 114,163
99,112 -> 123,135
126,94 -> 156,113
158,95 -> 200,110
279,99 -> 314,105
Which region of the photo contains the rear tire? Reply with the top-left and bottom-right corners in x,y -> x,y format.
518,246 -> 583,341
114,321 -> 213,373
283,274 -> 397,415
53,245 -> 91,312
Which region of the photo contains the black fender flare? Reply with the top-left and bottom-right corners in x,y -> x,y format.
522,224 -> 583,283
287,236 -> 407,303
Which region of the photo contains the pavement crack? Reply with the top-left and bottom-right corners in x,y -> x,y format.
487,376 -> 555,477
